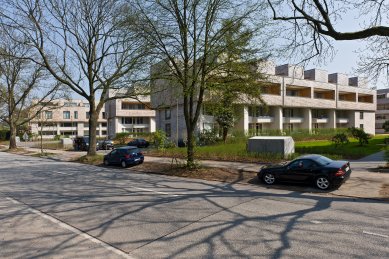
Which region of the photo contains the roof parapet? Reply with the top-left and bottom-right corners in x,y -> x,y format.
328,73 -> 349,85
304,69 -> 328,83
275,64 -> 304,79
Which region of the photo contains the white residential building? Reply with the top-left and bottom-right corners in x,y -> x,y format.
151,62 -> 376,143
375,88 -> 389,134
30,99 -> 107,138
105,90 -> 156,139
30,93 -> 156,139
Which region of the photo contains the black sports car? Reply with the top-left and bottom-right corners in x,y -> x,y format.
258,154 -> 351,190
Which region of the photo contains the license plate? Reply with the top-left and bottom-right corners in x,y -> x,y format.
134,158 -> 140,161
345,166 -> 350,172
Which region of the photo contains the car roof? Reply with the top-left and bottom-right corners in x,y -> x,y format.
116,146 -> 138,150
296,154 -> 325,160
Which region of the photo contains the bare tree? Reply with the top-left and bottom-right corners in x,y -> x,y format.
267,0 -> 389,79
0,0 -> 148,156
130,0 -> 263,167
0,35 -> 61,150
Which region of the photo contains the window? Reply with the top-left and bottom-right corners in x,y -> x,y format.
121,117 -> 145,124
84,123 -> 89,127
86,112 -> 90,119
64,102 -> 77,107
45,111 -> 52,119
101,122 -> 107,127
74,111 -> 78,119
121,102 -> 146,110
165,123 -> 171,137
360,124 -> 364,129
102,112 -> 106,119
360,112 -> 364,120
248,106 -> 267,117
165,108 -> 171,120
63,111 -> 70,119
60,122 -> 76,127
377,94 -> 386,99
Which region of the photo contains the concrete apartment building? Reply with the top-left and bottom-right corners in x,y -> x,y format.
105,90 -> 156,139
30,93 -> 156,138
376,88 -> 389,134
151,62 -> 376,143
30,99 -> 107,138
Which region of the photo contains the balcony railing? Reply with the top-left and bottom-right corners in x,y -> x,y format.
283,117 -> 303,123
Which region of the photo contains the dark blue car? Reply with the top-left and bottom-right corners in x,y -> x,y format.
103,146 -> 144,168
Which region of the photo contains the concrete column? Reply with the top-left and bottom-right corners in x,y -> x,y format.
56,122 -> 61,135
302,108 -> 312,132
237,105 -> 249,134
150,117 -> 156,133
271,106 -> 283,132
326,110 -> 336,129
77,122 -> 83,136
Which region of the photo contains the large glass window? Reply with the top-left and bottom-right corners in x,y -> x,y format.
165,108 -> 171,120
121,102 -> 146,110
63,111 -> 70,119
165,123 -> 171,137
74,111 -> 78,119
121,117 -> 145,124
45,111 -> 53,119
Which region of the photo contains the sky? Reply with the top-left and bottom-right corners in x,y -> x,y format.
272,2 -> 387,90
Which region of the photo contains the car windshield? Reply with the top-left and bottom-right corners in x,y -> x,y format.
314,156 -> 333,166
126,148 -> 141,154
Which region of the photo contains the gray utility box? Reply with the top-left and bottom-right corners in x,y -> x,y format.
247,136 -> 295,156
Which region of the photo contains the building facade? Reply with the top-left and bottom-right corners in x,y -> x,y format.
30,94 -> 156,139
376,88 -> 389,134
30,99 -> 107,138
105,90 -> 156,139
151,62 -> 376,143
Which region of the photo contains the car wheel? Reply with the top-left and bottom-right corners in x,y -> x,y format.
121,160 -> 128,168
104,159 -> 109,166
316,176 -> 331,190
262,172 -> 276,185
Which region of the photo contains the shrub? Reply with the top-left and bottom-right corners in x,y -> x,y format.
332,133 -> 349,146
382,120 -> 389,132
152,129 -> 168,150
347,127 -> 371,146
54,135 -> 61,140
198,129 -> 220,146
0,129 -> 9,140
114,132 -> 130,145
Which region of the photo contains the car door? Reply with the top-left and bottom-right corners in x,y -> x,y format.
293,159 -> 319,182
108,150 -> 119,164
278,160 -> 302,182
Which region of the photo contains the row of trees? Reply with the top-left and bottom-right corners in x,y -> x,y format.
0,0 -> 387,166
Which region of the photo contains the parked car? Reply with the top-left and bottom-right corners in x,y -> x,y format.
98,140 -> 114,150
258,154 -> 351,190
103,146 -> 144,168
73,136 -> 99,151
127,138 -> 149,148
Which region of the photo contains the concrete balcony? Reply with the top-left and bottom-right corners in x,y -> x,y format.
283,117 -> 303,123
122,123 -> 150,128
262,94 -> 283,106
312,118 -> 328,124
337,118 -> 349,124
249,116 -> 273,123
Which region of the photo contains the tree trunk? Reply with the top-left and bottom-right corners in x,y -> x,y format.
9,122 -> 17,150
87,110 -> 98,156
186,127 -> 195,168
222,127 -> 228,143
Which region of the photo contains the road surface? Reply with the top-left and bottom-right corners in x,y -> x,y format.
0,152 -> 388,258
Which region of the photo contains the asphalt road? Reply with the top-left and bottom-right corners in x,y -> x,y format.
0,152 -> 388,259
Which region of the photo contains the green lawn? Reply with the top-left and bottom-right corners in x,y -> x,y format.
148,135 -> 387,162
295,135 -> 387,159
